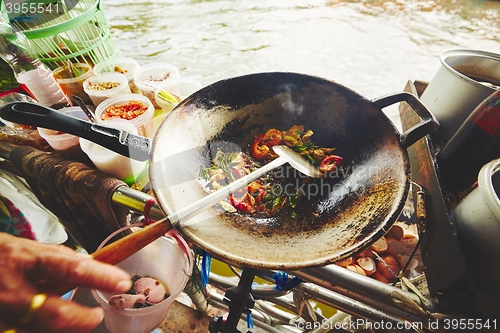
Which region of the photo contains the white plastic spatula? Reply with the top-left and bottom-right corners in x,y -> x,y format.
91,145 -> 323,266
168,144 -> 324,225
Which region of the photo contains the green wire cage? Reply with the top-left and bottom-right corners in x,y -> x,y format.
1,0 -> 117,69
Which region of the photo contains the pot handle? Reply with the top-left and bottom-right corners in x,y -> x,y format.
0,102 -> 152,161
371,92 -> 439,148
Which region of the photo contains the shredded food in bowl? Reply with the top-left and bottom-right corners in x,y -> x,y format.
102,101 -> 148,121
87,81 -> 121,91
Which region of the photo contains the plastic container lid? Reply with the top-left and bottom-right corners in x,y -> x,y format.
94,93 -> 155,138
83,72 -> 131,107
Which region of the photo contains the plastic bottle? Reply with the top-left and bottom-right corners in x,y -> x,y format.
437,89 -> 500,192
0,20 -> 68,107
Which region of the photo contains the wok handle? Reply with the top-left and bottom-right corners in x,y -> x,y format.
0,102 -> 152,161
371,92 -> 439,148
91,218 -> 173,265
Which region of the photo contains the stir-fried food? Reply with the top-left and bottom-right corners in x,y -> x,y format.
252,126 -> 343,172
199,126 -> 343,216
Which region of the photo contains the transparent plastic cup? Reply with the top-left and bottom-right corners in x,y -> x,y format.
83,72 -> 131,107
79,119 -> 148,184
93,57 -> 141,94
17,65 -> 68,107
94,94 -> 155,138
91,229 -> 192,333
53,63 -> 93,106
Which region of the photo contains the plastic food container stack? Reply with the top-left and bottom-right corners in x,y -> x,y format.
93,57 -> 141,94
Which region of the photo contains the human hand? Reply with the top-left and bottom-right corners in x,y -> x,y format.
0,233 -> 132,333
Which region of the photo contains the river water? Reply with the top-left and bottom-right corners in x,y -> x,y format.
101,0 -> 500,125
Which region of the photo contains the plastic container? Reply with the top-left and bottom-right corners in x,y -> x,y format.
95,94 -> 155,138
163,77 -> 203,101
53,63 -> 93,105
16,65 -> 69,107
153,78 -> 203,115
83,72 -> 131,107
91,228 -> 192,333
93,57 -> 141,94
79,119 -> 148,184
154,90 -> 179,115
37,107 -> 92,164
134,63 -> 180,108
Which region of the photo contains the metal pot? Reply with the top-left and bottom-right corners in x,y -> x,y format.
454,158 -> 500,298
420,49 -> 500,143
0,72 -> 438,269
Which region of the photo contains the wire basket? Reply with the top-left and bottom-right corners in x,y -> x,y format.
1,0 -> 117,69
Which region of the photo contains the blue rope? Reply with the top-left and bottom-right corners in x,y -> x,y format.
246,311 -> 254,329
201,251 -> 212,288
272,271 -> 302,291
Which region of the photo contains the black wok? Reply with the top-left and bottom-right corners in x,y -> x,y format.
0,72 -> 437,269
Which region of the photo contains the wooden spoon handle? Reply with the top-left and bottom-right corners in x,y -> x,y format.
91,218 -> 173,265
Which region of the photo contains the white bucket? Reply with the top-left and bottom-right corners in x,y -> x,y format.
91,227 -> 193,333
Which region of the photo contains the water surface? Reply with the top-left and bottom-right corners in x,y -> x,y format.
101,0 -> 500,125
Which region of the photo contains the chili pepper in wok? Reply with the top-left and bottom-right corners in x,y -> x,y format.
229,193 -> 255,213
319,155 -> 344,173
251,133 -> 270,160
250,126 -> 342,168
